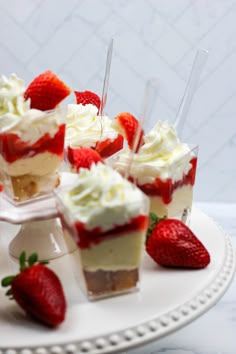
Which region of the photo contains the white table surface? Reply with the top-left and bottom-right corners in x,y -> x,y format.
127,202 -> 236,354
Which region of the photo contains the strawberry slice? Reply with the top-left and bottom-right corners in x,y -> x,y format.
113,112 -> 144,152
66,146 -> 104,172
74,90 -> 101,110
146,215 -> 210,269
1,252 -> 66,327
24,70 -> 71,111
95,134 -> 124,159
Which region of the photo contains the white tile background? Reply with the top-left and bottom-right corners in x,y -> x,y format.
0,0 -> 235,202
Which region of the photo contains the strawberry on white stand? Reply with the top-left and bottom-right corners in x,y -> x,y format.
146,214 -> 211,269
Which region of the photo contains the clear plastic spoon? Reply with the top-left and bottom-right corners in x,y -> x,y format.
124,78 -> 159,180
99,38 -> 114,118
174,49 -> 208,139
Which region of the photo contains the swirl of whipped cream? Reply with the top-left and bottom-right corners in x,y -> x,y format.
60,163 -> 147,231
0,73 -> 30,123
65,103 -> 118,148
0,74 -> 64,144
114,121 -> 194,184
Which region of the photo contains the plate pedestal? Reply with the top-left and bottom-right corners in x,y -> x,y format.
8,218 -> 77,260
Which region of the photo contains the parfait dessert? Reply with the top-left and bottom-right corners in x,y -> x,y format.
65,90 -> 123,171
0,71 -> 71,203
55,162 -> 149,300
112,118 -> 198,223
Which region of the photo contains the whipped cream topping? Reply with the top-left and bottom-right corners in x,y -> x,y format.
65,103 -> 118,148
114,121 -> 195,184
59,163 -> 147,231
0,74 -> 63,144
0,73 -> 30,125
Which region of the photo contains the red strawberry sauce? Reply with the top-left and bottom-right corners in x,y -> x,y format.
0,124 -> 65,163
132,157 -> 197,204
95,134 -> 124,159
61,214 -> 148,249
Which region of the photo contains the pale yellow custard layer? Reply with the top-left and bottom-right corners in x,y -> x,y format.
64,229 -> 145,272
0,152 -> 62,176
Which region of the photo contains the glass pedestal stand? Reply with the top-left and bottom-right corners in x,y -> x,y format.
0,172 -> 78,260
8,218 -> 77,260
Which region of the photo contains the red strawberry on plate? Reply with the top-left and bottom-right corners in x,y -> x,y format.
74,90 -> 101,111
113,112 -> 144,152
24,70 -> 71,111
66,146 -> 104,172
1,252 -> 66,327
146,214 -> 210,269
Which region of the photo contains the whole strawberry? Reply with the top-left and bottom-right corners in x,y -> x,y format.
1,252 -> 66,327
24,70 -> 71,111
146,214 -> 210,269
74,90 -> 101,110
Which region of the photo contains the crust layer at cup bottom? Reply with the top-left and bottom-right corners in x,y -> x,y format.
2,173 -> 60,202
83,268 -> 139,298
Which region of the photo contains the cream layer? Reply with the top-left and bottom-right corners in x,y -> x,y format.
65,229 -> 145,272
0,152 -> 62,176
149,184 -> 193,218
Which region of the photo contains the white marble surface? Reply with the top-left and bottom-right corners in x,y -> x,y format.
126,201 -> 236,354
0,0 -> 236,202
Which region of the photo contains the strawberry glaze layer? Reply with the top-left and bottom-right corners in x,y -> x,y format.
95,134 -> 124,159
0,124 -> 65,163
71,214 -> 148,249
133,157 -> 197,204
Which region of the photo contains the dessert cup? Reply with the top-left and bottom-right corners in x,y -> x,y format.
112,145 -> 198,224
65,103 -> 123,164
64,130 -> 123,172
141,144 -> 198,224
55,163 -> 150,300
0,108 -> 65,204
110,121 -> 198,224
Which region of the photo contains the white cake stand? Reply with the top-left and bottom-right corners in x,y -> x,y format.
0,207 -> 235,354
0,172 -> 78,261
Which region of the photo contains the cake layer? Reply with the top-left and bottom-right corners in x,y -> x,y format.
2,171 -> 60,202
83,268 -> 139,297
0,152 -> 62,176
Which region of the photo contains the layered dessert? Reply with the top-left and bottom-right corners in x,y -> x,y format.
0,72 -> 70,203
55,163 -> 149,300
65,90 -> 123,170
112,120 -> 198,223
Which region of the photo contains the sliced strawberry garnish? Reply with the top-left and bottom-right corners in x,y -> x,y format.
24,70 -> 71,111
146,216 -> 210,269
74,90 -> 101,110
1,252 -> 66,327
67,146 -> 104,172
113,112 -> 144,152
95,134 -> 124,159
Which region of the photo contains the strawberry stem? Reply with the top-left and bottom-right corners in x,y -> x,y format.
19,251 -> 26,271
28,253 -> 38,266
1,252 -> 49,299
146,213 -> 167,243
1,275 -> 16,287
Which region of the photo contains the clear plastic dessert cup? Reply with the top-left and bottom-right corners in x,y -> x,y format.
54,164 -> 150,300
110,144 -> 198,225
0,108 -> 66,204
64,130 -> 124,173
65,103 -> 124,167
